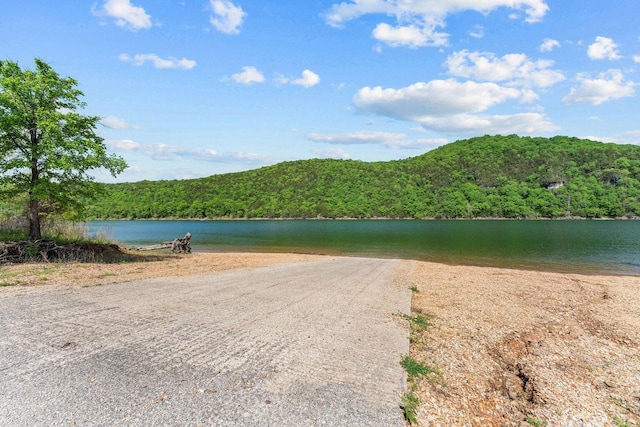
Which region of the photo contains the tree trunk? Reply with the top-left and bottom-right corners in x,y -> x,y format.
28,128 -> 42,241
28,197 -> 42,241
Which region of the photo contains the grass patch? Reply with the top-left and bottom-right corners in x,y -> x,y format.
0,219 -> 110,244
410,313 -> 431,329
0,270 -> 19,286
399,354 -> 442,424
401,355 -> 433,382
400,311 -> 432,333
526,417 -> 547,427
614,416 -> 631,427
98,272 -> 117,278
398,290 -> 445,425
82,283 -> 104,288
0,229 -> 27,241
401,392 -> 419,425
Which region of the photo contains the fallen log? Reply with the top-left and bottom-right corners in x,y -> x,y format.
131,232 -> 192,253
131,242 -> 173,251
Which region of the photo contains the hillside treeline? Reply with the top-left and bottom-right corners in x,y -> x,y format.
86,135 -> 640,219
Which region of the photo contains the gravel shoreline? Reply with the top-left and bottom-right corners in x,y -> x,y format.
2,252 -> 639,426
409,262 -> 640,427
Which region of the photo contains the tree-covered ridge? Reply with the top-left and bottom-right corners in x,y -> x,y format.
86,135 -> 640,219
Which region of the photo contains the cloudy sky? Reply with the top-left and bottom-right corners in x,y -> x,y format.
2,1 -> 639,181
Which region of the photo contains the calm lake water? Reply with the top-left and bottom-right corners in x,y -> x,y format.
88,220 -> 640,276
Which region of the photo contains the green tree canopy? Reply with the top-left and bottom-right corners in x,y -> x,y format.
85,135 -> 640,220
0,58 -> 127,240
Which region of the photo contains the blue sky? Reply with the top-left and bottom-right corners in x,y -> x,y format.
2,1 -> 639,182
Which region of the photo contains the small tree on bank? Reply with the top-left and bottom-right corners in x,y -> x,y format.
0,58 -> 127,240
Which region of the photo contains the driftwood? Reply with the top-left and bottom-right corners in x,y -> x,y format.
171,232 -> 191,253
132,232 -> 191,253
132,243 -> 173,251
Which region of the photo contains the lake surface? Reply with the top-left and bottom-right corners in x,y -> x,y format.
88,220 -> 640,275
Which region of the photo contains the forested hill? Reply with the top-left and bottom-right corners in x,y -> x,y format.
87,135 -> 640,219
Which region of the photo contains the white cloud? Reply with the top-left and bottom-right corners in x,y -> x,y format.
372,22 -> 448,48
277,70 -> 321,87
354,80 -> 529,119
106,139 -> 143,152
446,50 -> 565,88
324,0 -> 549,48
353,79 -> 557,134
292,70 -> 321,87
209,0 -> 246,34
100,115 -> 140,129
106,139 -> 269,164
633,55 -> 640,63
312,147 -> 351,159
469,25 -> 484,39
563,69 -> 635,105
587,36 -> 622,60
119,53 -> 196,70
230,66 -> 265,85
325,0 -> 549,26
96,0 -> 152,30
416,112 -> 557,134
539,38 -> 560,52
307,131 -> 447,149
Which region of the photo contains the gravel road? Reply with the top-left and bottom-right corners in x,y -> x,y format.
0,256 -> 411,426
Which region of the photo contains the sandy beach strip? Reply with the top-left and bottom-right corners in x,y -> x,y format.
2,252 -> 639,426
0,252 -> 324,288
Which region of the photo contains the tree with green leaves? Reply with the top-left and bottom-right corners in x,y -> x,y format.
0,58 -> 127,240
